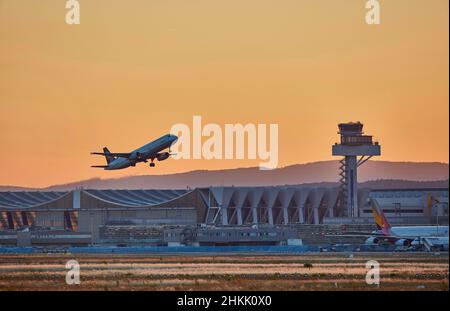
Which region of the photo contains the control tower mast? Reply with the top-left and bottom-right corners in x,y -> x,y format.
332,122 -> 381,218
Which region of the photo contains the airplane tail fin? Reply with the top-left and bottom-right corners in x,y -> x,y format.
370,198 -> 391,235
103,147 -> 115,164
426,195 -> 439,215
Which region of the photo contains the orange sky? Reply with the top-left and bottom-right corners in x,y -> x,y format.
0,0 -> 448,188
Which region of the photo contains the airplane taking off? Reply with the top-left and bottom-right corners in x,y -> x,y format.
91,134 -> 178,170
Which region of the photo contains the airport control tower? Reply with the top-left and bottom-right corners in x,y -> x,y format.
332,122 -> 381,218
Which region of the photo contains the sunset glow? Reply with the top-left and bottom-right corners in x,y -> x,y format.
0,0 -> 448,188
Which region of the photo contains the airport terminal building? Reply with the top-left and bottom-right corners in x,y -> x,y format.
0,186 -> 448,246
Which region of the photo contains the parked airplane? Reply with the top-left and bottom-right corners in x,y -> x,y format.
329,198 -> 449,249
365,198 -> 449,247
91,134 -> 178,170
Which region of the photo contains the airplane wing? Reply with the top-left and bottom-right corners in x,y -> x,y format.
91,165 -> 109,168
91,152 -> 132,158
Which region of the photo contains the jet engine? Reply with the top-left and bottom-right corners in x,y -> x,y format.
156,152 -> 170,161
395,239 -> 411,247
365,237 -> 379,245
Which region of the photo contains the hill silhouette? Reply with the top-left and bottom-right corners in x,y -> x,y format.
1,160 -> 447,191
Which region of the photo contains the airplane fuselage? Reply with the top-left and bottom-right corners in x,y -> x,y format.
366,225 -> 449,246
386,226 -> 449,238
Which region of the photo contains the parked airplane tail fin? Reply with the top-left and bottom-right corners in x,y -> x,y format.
103,147 -> 115,164
426,195 -> 439,215
370,198 -> 392,235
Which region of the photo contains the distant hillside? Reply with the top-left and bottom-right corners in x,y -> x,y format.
0,161 -> 448,191
0,186 -> 39,191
